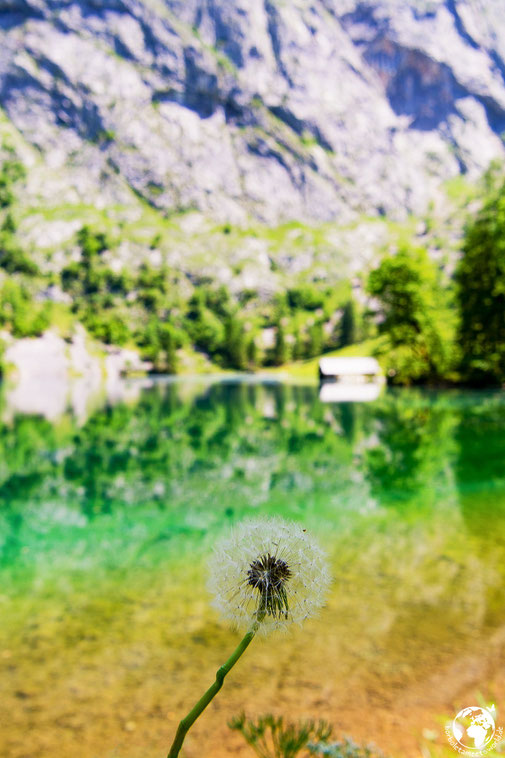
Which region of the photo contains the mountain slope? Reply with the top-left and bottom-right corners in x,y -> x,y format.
0,0 -> 504,227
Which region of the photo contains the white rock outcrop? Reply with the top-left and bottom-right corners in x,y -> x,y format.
2,328 -> 149,422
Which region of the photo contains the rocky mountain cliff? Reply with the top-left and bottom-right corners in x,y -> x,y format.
1,0 -> 505,228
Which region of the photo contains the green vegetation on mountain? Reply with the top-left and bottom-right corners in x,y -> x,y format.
0,143 -> 52,349
1,137 -> 505,386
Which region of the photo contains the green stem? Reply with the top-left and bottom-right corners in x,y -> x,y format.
167,621 -> 259,758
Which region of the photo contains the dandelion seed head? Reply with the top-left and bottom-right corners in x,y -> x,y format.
207,516 -> 331,635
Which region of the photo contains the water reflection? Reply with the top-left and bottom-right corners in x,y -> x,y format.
0,379 -> 504,545
1,369 -> 152,424
1,379 -> 505,536
319,380 -> 383,403
0,380 -> 504,758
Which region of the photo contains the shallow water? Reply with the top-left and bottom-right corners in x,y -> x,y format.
0,379 -> 504,758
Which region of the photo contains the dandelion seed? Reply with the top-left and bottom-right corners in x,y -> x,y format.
207,516 -> 331,635
166,517 -> 331,758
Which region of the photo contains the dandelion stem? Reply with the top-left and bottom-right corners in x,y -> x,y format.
166,620 -> 260,758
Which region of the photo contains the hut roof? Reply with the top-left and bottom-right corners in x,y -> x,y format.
319,356 -> 381,377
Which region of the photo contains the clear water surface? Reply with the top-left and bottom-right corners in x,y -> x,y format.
0,378 -> 504,758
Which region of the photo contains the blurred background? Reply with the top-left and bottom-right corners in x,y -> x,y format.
1,1 -> 505,757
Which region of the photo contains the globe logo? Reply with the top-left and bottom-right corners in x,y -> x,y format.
452,707 -> 496,750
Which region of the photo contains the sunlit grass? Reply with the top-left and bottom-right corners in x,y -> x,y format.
262,336 -> 389,381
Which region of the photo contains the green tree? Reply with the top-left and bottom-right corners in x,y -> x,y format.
136,263 -> 169,314
81,308 -> 131,345
139,319 -> 179,372
185,290 -> 225,357
287,285 -> 324,311
61,227 -> 113,297
223,316 -> 247,370
205,285 -> 233,320
340,299 -> 358,348
367,246 -> 455,384
273,321 -> 288,366
0,148 -> 37,275
158,322 -> 178,373
305,321 -> 324,358
246,335 -> 258,368
0,144 -> 26,208
77,225 -> 110,260
0,336 -> 5,378
456,181 -> 505,385
0,280 -> 50,337
0,234 -> 38,275
292,330 -> 303,360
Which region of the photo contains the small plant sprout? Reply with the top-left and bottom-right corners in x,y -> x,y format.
229,712 -> 333,758
166,517 -> 331,758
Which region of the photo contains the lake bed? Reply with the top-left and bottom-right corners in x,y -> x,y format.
1,379 -> 504,758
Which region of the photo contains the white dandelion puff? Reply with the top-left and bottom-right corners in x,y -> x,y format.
167,516 -> 331,757
207,516 -> 331,635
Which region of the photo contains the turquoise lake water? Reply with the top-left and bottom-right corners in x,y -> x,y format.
1,378 -> 504,758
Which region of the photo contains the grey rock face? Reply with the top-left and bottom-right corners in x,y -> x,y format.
0,0 -> 504,223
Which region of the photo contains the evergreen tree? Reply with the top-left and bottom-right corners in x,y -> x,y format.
223,316 -> 247,370
340,299 -> 358,347
456,182 -> 505,385
273,321 -> 288,365
305,321 -> 324,358
141,320 -> 178,372
246,335 -> 258,368
159,323 -> 178,374
185,290 -> 224,356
